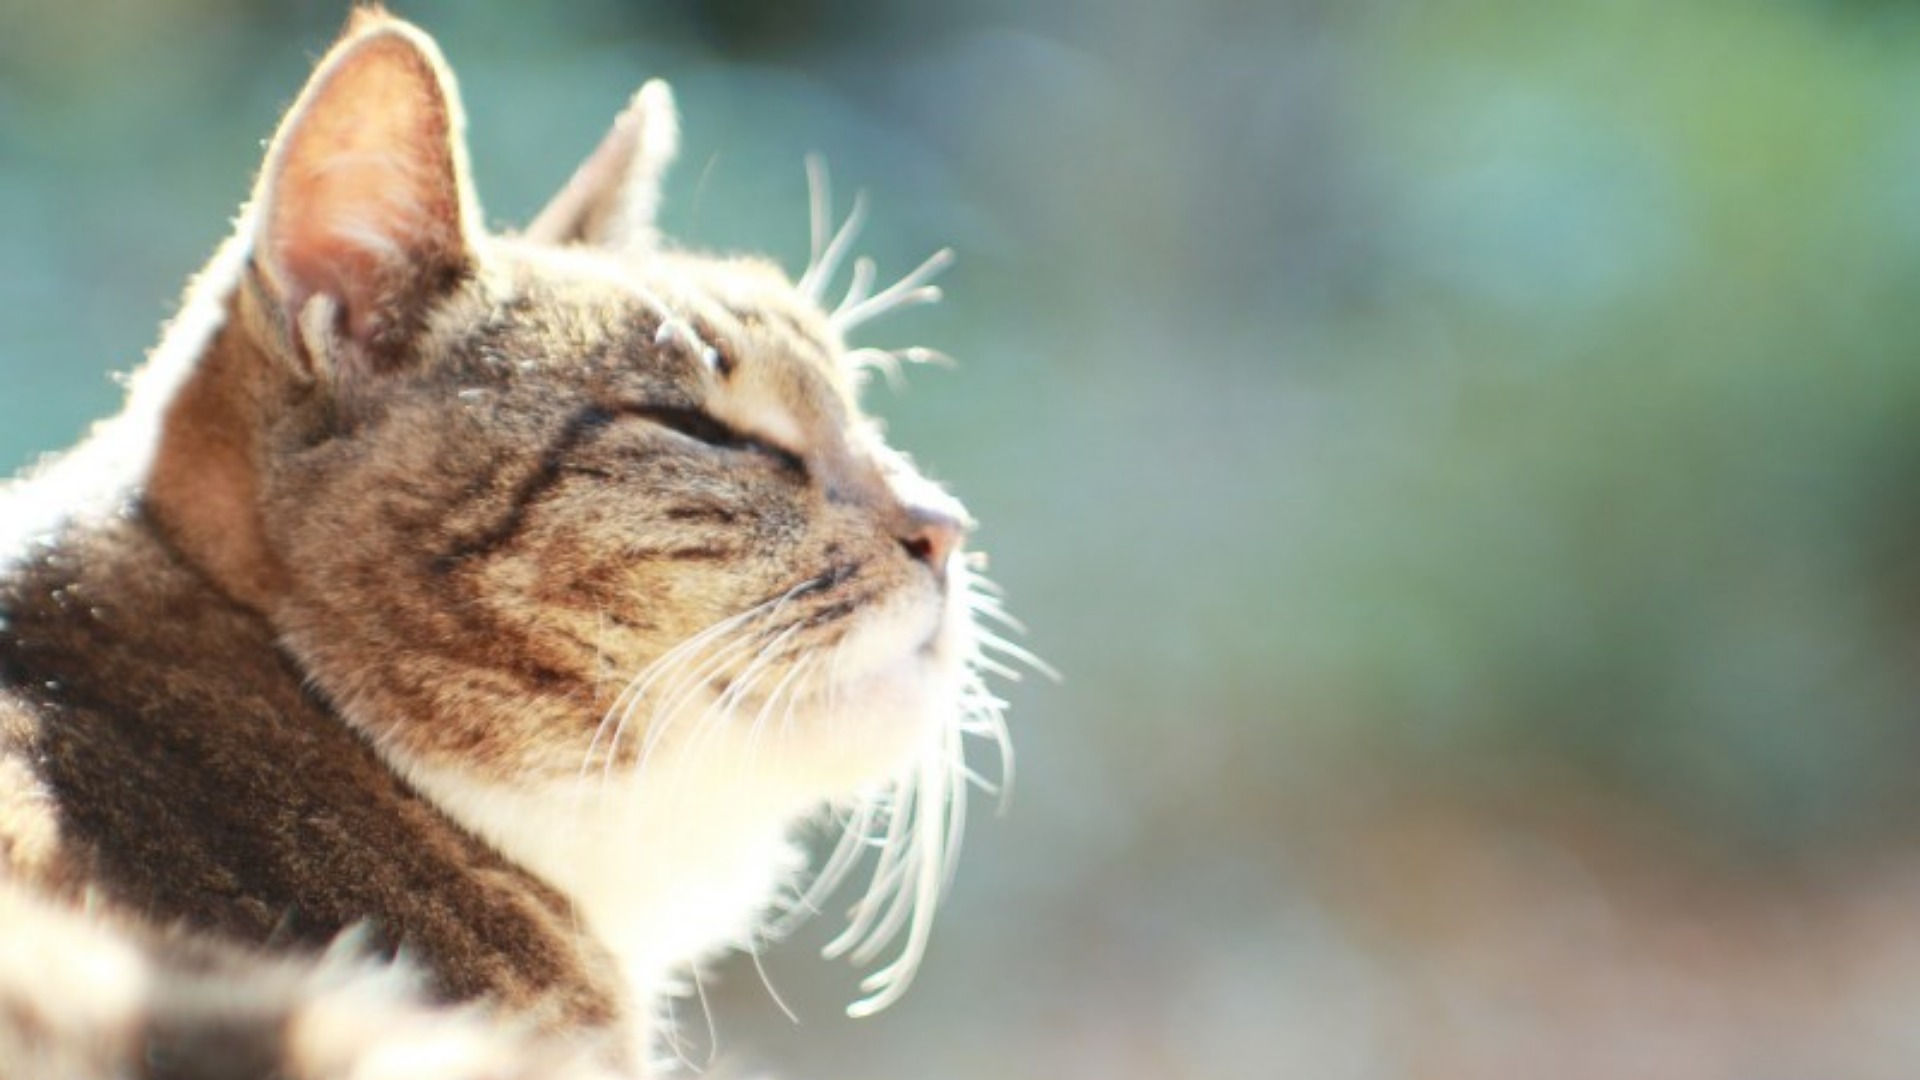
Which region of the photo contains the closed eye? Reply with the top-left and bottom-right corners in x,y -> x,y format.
623,404 -> 805,474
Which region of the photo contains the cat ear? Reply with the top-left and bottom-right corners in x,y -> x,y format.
524,80 -> 679,253
249,12 -> 478,373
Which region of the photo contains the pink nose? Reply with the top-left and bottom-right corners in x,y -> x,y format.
898,504 -> 967,576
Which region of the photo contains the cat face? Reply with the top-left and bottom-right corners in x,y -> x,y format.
147,17 -> 977,802
268,246 -> 973,794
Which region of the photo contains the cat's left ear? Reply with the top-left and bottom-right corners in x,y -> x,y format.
524,80 -> 679,253
249,13 -> 479,376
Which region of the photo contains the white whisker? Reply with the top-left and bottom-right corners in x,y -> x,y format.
825,775 -> 917,961
634,627 -> 771,781
609,626 -> 752,784
666,626 -> 800,793
770,796 -> 876,938
975,629 -> 1061,683
805,154 -> 833,287
830,248 -> 953,333
584,583 -> 812,788
840,255 -> 876,314
969,654 -> 1025,682
741,560 -> 1035,1018
574,174 -> 1047,1030
741,654 -> 814,783
747,928 -> 801,1025
845,751 -> 951,1016
797,188 -> 868,304
842,348 -> 907,392
689,963 -> 718,1071
966,596 -> 1027,633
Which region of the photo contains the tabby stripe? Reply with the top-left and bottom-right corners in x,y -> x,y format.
783,580 -> 879,634
804,596 -> 867,629
651,545 -> 731,561
431,405 -> 616,573
663,505 -> 738,524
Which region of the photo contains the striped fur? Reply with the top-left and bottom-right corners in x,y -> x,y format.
0,8 -> 1024,1077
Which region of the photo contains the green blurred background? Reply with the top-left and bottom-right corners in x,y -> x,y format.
8,0 -> 1920,1076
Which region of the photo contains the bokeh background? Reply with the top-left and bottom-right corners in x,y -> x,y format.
7,0 -> 1920,1076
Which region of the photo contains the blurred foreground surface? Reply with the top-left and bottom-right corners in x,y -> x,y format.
6,0 -> 1920,1076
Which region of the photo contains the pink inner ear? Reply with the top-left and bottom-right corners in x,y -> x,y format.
274,159 -> 439,339
259,32 -> 468,345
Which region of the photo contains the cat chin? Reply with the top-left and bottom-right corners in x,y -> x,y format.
390,609 -> 966,1019
776,585 -> 973,795
781,651 -> 955,797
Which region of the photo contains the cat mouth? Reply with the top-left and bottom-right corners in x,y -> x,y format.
664,559 -> 956,711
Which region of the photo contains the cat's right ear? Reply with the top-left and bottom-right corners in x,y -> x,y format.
247,13 -> 479,380
523,80 -> 679,253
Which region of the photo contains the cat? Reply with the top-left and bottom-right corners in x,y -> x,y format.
0,9 -> 1027,1077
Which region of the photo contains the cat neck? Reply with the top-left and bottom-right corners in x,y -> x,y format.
0,503 -> 257,691
1,507 -> 650,1058
398,743 -> 814,1013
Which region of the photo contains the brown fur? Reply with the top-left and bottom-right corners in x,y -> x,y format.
0,9 -> 980,1077
0,512 -> 627,1031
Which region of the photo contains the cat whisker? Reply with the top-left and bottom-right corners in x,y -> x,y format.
841,348 -> 907,393
588,618 -> 740,783
803,154 -> 833,291
839,256 -> 877,315
846,750 -> 956,1017
791,159 -> 867,303
830,248 -> 953,334
980,637 -> 1060,683
842,345 -> 957,392
971,607 -> 1026,639
739,653 -> 814,785
670,626 -> 802,785
826,778 -> 917,962
745,925 -> 801,1026
962,590 -> 1026,633
963,670 -> 1017,815
674,962 -> 719,1075
822,633 -> 846,722
941,725 -> 972,888
804,560 -> 1033,1015
715,625 -> 804,718
770,796 -> 873,937
825,844 -> 920,989
758,640 -> 868,936
641,610 -> 817,803
967,577 -> 1060,682
586,585 -> 801,784
628,625 -> 771,784
776,662 -> 811,748
846,703 -> 978,1010
843,346 -> 951,371
588,609 -> 743,770
945,752 -> 998,796
967,653 -> 1026,683
732,656 -> 833,1025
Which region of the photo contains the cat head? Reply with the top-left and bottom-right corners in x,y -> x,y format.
145,12 -> 1006,846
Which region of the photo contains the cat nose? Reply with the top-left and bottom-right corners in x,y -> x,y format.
897,503 -> 968,577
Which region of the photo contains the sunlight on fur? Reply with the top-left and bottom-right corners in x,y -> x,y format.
0,12 -> 1043,1076
767,167 -> 1052,1014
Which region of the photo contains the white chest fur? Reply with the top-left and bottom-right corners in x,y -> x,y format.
386,587 -> 974,1054
400,743 -> 813,1012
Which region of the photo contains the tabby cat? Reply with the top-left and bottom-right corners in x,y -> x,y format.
0,10 -> 1023,1077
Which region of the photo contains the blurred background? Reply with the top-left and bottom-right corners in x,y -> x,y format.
6,0 -> 1920,1076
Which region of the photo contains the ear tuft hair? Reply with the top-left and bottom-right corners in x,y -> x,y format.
345,3 -> 397,35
